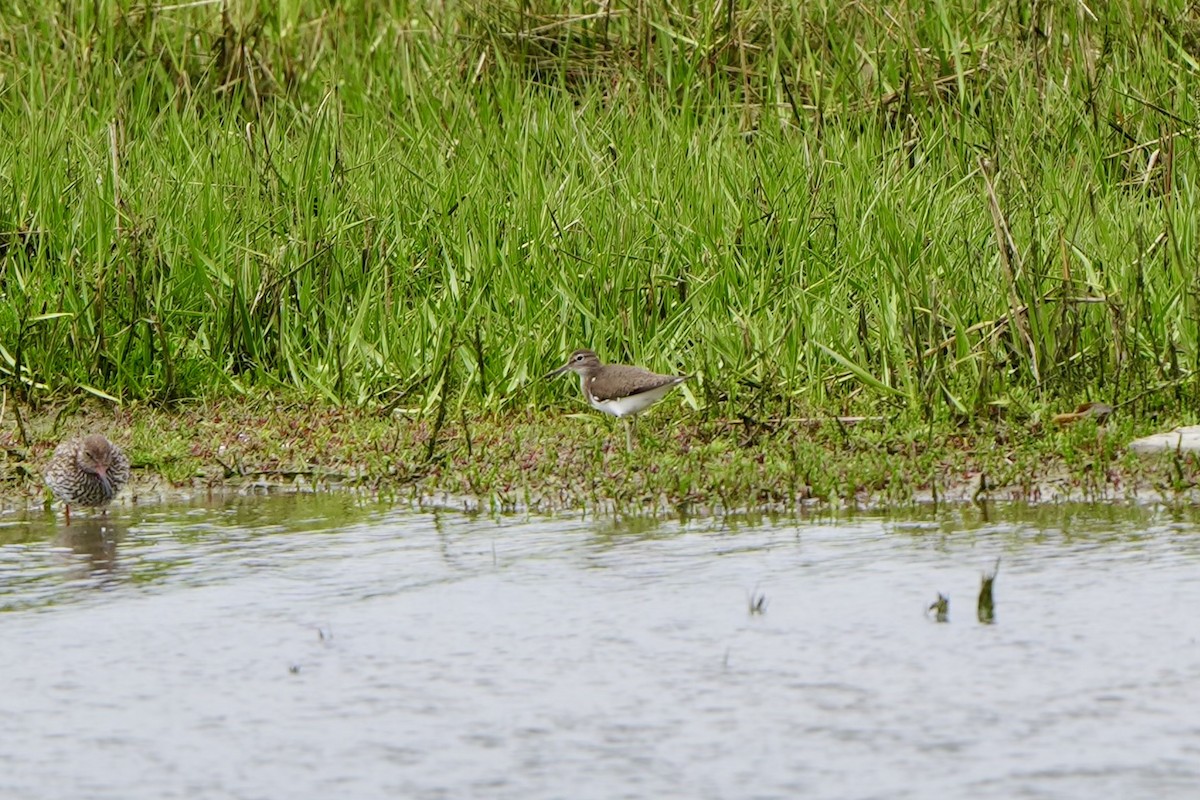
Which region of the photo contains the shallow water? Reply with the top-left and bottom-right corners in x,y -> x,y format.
2,497 -> 1199,799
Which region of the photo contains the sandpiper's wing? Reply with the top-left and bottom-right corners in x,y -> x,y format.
586,364 -> 687,402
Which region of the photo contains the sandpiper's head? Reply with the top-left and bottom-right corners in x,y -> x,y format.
78,434 -> 118,492
545,349 -> 602,379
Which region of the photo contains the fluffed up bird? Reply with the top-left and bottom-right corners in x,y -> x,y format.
44,434 -> 131,524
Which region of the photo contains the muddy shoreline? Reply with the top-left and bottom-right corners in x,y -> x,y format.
3,400 -> 1199,516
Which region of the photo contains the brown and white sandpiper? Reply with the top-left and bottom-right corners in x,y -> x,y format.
545,348 -> 690,451
44,434 -> 131,523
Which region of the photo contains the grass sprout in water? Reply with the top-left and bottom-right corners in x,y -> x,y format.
748,590 -> 768,616
928,593 -> 950,624
977,559 -> 1000,625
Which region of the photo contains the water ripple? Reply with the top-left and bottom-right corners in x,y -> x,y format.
0,499 -> 1198,798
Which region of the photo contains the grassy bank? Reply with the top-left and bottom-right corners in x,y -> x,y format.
3,399 -> 1199,515
2,2 -> 1200,510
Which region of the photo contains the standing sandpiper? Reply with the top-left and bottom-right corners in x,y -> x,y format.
545,349 -> 690,451
44,434 -> 131,523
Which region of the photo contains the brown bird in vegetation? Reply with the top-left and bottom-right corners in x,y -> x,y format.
1051,401 -> 1113,426
44,434 -> 131,523
545,348 -> 690,451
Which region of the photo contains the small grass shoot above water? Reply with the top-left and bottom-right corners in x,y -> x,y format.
928,593 -> 950,624
748,588 -> 768,616
977,558 -> 1000,624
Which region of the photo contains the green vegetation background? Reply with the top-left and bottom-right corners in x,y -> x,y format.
2,0 -> 1198,424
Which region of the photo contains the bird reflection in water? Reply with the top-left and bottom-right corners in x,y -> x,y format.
53,517 -> 124,578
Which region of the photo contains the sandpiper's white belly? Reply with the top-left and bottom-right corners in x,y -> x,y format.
589,382 -> 680,418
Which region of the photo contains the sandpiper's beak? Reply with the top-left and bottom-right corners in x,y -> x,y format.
96,465 -> 113,495
544,361 -> 572,380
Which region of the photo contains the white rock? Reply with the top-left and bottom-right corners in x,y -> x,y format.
1128,425 -> 1200,453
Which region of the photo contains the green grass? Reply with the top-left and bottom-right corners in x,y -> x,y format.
1,0 -> 1199,429
6,396 -> 1196,514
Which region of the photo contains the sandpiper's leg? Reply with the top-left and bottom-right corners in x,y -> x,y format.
623,418 -> 634,452
64,504 -> 71,526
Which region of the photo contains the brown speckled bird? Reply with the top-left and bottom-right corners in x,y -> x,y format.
544,349 -> 691,451
44,434 -> 131,523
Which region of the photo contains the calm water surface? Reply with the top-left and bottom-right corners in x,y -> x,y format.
1,497 -> 1199,799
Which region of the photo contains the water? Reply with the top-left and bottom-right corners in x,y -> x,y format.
2,497 -> 1199,799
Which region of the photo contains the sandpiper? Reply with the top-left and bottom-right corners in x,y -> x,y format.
44,434 -> 131,523
545,348 -> 690,451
